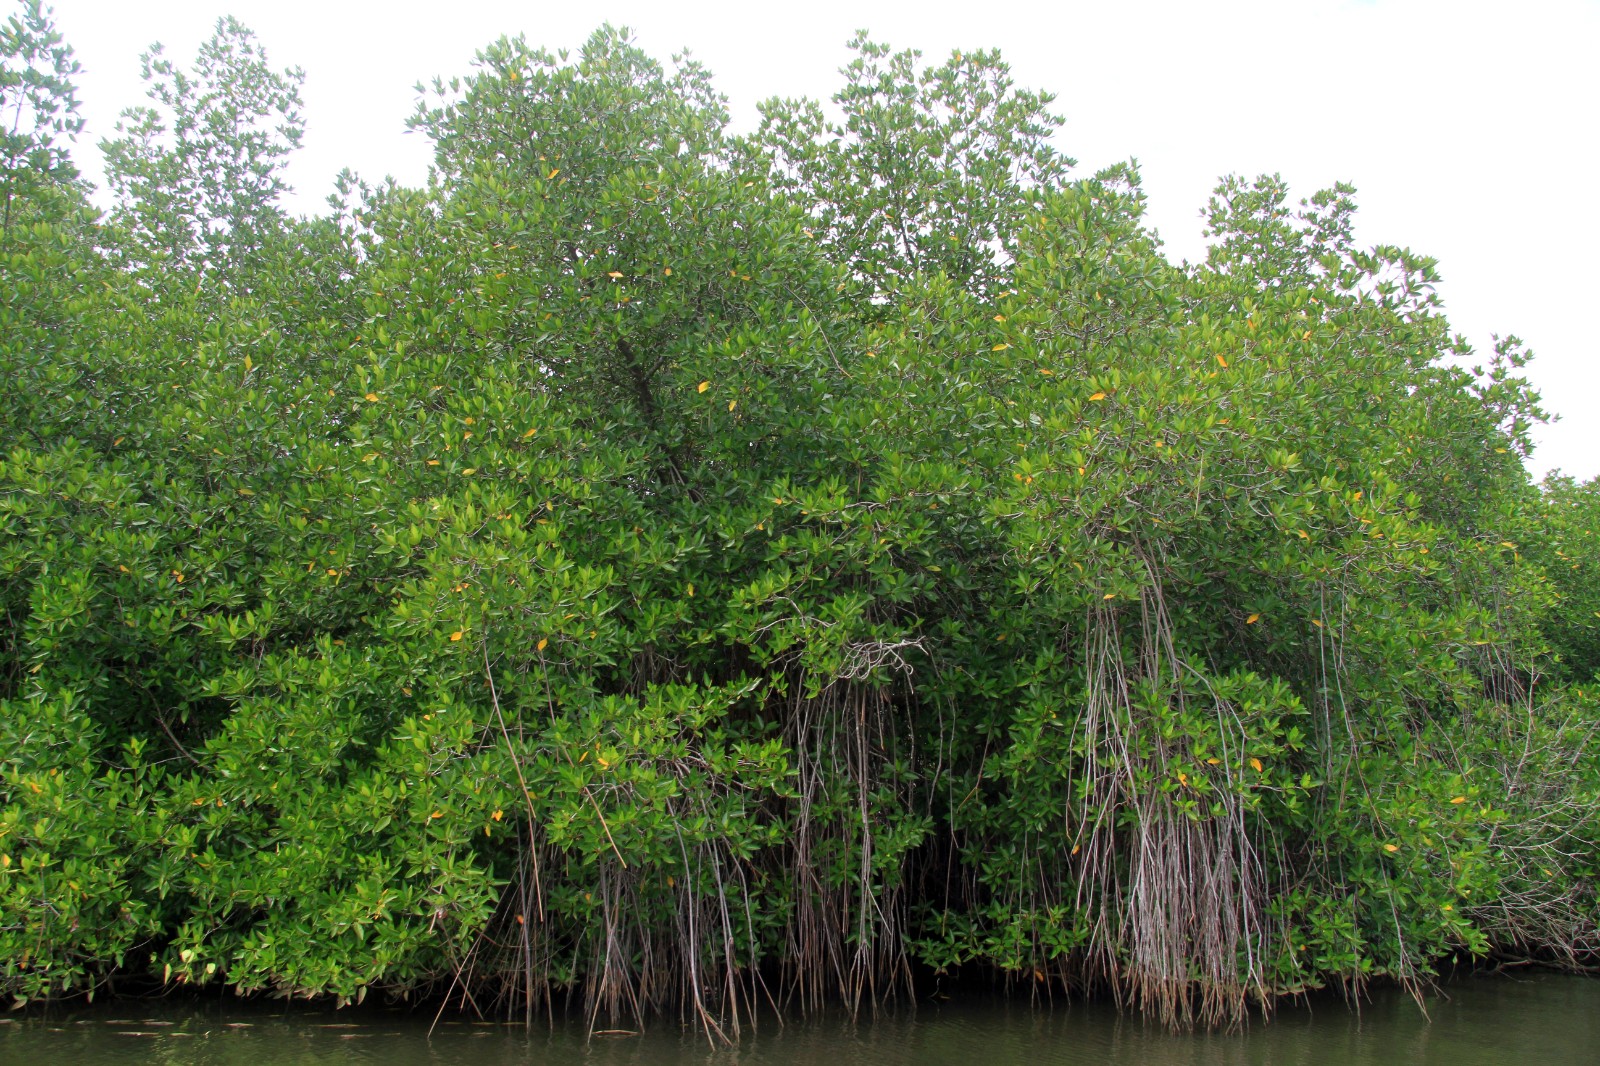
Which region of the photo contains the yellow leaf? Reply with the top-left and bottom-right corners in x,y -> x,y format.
1296,529 -> 1309,540
243,355 -> 253,372
1246,613 -> 1260,624
663,267 -> 673,276
1302,330 -> 1312,341
113,436 -> 124,445
522,427 -> 536,438
547,168 -> 559,180
1311,618 -> 1323,628
1206,757 -> 1221,765
326,568 -> 339,577
430,810 -> 443,820
1103,593 -> 1116,600
993,314 -> 1006,323
1038,367 -> 1052,375
687,583 -> 695,598
118,564 -> 130,573
1177,772 -> 1188,785
1089,391 -> 1107,401
608,271 -> 623,279
993,343 -> 1011,351
450,631 -> 464,642
1450,796 -> 1466,804
728,399 -> 737,411
491,810 -> 503,822
238,487 -> 256,495
461,468 -> 476,476
697,381 -> 710,393
364,393 -> 379,402
1383,843 -> 1399,853
426,459 -> 440,466
1249,757 -> 1264,773
1071,844 -> 1080,855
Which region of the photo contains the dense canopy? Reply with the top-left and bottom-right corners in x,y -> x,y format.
2,3 -> 1597,1032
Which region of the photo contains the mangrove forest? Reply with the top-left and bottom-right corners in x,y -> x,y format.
2,2 -> 1598,1036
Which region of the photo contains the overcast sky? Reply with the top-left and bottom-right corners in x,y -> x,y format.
44,0 -> 1600,480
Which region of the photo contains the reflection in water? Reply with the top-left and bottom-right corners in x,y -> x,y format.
2,973 -> 1595,1065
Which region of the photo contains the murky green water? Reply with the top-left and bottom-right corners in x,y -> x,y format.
3,973 -> 1594,1065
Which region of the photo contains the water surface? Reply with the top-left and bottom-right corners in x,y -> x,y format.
3,972 -> 1593,1065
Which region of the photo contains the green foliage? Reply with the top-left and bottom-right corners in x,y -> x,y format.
1529,476 -> 1600,682
1,7 -> 1596,1031
746,33 -> 1069,300
101,15 -> 304,285
0,0 -> 82,237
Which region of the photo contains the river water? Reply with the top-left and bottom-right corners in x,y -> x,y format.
2,972 -> 1593,1065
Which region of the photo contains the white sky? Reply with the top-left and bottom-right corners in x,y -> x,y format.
46,0 -> 1600,480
